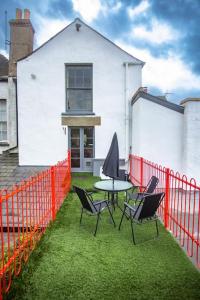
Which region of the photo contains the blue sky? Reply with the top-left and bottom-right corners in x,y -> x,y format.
0,0 -> 200,104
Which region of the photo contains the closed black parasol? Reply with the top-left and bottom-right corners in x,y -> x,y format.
102,132 -> 119,180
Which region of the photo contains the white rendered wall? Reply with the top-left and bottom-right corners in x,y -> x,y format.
182,101 -> 200,180
18,20 -> 142,165
0,81 -> 9,153
131,97 -> 183,171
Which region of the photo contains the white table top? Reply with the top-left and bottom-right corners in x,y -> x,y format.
94,180 -> 132,192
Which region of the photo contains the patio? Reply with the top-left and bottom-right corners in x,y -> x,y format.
5,173 -> 200,300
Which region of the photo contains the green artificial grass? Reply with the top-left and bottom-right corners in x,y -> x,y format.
5,173 -> 200,300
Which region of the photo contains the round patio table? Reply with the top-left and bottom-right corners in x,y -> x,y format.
94,180 -> 133,209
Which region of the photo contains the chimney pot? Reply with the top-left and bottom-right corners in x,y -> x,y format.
16,8 -> 22,19
24,9 -> 30,19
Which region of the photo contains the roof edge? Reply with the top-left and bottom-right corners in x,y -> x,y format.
131,89 -> 184,114
17,18 -> 145,65
180,97 -> 200,105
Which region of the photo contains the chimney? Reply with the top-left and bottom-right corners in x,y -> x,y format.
9,8 -> 35,76
24,9 -> 30,20
16,8 -> 22,19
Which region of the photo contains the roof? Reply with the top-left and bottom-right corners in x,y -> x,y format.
180,98 -> 200,105
18,18 -> 145,66
0,54 -> 8,77
131,89 -> 184,114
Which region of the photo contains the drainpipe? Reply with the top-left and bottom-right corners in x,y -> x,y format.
124,62 -> 129,167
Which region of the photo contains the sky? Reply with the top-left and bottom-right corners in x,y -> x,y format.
0,0 -> 200,104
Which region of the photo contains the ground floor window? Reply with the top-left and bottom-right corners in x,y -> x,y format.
0,99 -> 7,141
69,127 -> 94,172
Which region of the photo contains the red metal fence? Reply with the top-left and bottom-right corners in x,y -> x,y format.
129,154 -> 200,269
0,152 -> 71,299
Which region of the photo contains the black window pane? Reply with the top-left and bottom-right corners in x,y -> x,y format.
84,149 -> 93,158
67,90 -> 92,111
71,149 -> 80,158
71,129 -> 80,138
84,128 -> 93,138
84,138 -> 93,147
67,66 -> 92,88
71,159 -> 80,168
71,138 -> 80,147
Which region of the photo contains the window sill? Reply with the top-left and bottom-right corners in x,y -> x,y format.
0,142 -> 9,146
62,112 -> 95,116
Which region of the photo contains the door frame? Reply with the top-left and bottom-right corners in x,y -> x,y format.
68,126 -> 95,172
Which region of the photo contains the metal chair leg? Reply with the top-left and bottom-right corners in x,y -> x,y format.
130,220 -> 136,244
155,219 -> 159,237
80,208 -> 83,225
107,203 -> 116,227
94,213 -> 100,236
118,207 -> 126,230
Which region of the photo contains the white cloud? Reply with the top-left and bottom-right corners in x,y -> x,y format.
132,19 -> 179,44
111,1 -> 122,13
72,0 -> 102,22
34,16 -> 71,47
0,49 -> 8,59
115,40 -> 200,93
128,0 -> 150,18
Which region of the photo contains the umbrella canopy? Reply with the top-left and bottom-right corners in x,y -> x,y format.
102,132 -> 119,179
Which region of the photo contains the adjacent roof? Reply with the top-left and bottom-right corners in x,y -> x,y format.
131,89 -> 184,114
0,54 -> 8,77
18,18 -> 145,66
180,98 -> 200,105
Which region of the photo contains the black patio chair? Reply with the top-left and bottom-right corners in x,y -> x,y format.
73,185 -> 116,236
127,175 -> 159,204
119,192 -> 165,244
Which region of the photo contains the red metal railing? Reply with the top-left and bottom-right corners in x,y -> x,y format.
129,154 -> 200,269
0,152 -> 71,299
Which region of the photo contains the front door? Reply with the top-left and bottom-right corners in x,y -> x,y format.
69,127 -> 94,172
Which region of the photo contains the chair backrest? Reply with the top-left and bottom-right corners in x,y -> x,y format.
73,186 -> 95,213
134,192 -> 165,221
145,176 -> 159,193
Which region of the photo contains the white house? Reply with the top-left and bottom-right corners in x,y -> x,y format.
131,89 -> 200,180
17,17 -> 144,174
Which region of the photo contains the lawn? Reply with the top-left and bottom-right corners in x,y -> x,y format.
5,173 -> 200,300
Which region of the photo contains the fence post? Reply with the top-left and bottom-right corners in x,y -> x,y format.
164,168 -> 170,228
140,157 -> 143,191
51,166 -> 56,220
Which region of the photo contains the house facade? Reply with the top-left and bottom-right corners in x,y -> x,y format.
17,18 -> 144,174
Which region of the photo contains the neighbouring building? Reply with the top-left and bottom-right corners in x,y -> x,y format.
1,9 -> 200,180
0,54 -> 9,152
0,8 -> 34,155
131,89 -> 200,180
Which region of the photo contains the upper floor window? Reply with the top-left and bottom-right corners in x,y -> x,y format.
0,99 -> 7,141
66,64 -> 92,112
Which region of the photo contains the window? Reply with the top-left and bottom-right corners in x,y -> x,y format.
66,64 -> 92,112
0,99 -> 7,141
